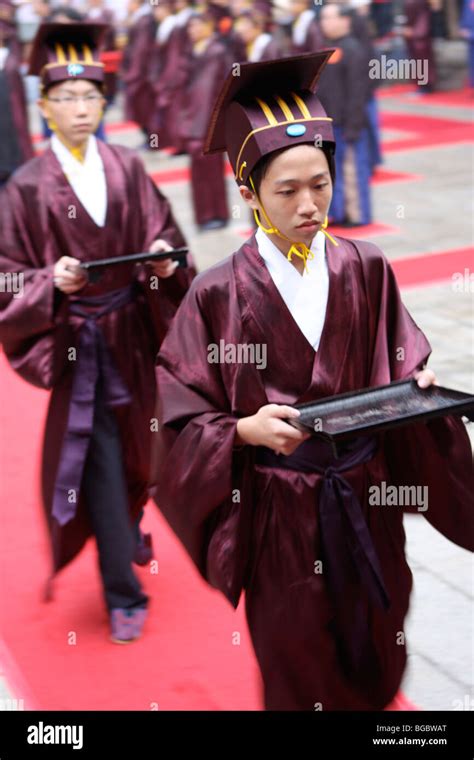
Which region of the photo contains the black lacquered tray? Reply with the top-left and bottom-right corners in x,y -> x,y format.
287,379 -> 474,443
80,248 -> 189,282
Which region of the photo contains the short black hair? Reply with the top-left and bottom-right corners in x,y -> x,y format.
248,143 -> 335,194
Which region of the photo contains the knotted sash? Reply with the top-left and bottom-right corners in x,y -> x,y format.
255,435 -> 390,673
52,285 -> 135,525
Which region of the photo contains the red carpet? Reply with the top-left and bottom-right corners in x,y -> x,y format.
0,355 -> 261,710
381,112 -> 473,152
329,222 -> 400,238
391,246 -> 474,288
377,85 -> 474,108
370,168 -> 421,185
391,87 -> 474,109
377,84 -> 417,98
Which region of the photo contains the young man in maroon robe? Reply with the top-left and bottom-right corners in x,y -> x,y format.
0,22 -> 194,644
0,0 -> 34,184
178,10 -> 230,230
153,53 -> 473,709
121,0 -> 156,136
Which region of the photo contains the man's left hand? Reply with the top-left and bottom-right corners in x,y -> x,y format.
414,368 -> 438,388
146,239 -> 179,279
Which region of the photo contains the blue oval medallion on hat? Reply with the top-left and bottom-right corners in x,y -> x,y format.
68,63 -> 85,77
286,124 -> 307,138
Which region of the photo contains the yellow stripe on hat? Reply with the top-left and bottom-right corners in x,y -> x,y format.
55,44 -> 67,64
255,97 -> 278,126
291,92 -> 312,119
83,45 -> 94,64
275,96 -> 294,122
68,45 -> 79,63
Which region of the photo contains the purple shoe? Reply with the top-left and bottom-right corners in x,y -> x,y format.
133,532 -> 154,566
110,607 -> 148,644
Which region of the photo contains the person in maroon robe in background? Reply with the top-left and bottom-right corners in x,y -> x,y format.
289,0 -> 324,53
147,0 -> 179,151
153,53 -> 473,709
85,0 -> 118,105
402,0 -> 437,91
178,11 -> 230,230
205,0 -> 247,61
234,9 -> 284,61
0,0 -> 34,183
155,0 -> 195,156
0,22 -> 195,644
121,0 -> 156,136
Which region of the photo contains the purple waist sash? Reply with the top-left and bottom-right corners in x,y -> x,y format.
51,285 -> 135,526
255,435 -> 390,673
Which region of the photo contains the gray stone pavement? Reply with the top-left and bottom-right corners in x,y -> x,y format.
1,62 -> 472,710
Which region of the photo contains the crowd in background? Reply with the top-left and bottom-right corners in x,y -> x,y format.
1,0 -> 473,227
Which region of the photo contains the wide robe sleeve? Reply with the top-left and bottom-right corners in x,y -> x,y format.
357,240 -> 473,552
0,178 -> 71,389
154,273 -> 254,608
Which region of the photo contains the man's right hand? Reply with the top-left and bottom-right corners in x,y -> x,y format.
235,404 -> 311,455
53,256 -> 88,294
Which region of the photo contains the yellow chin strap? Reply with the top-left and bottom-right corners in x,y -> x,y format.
248,175 -> 338,273
47,118 -> 86,164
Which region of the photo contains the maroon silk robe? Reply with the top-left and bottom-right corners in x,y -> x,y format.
121,13 -> 157,130
154,234 -> 473,710
258,37 -> 284,61
0,141 -> 194,578
149,24 -> 191,153
178,36 -> 230,224
0,39 -> 34,181
178,36 -> 232,146
291,17 -> 324,55
403,0 -> 436,89
147,25 -> 186,148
